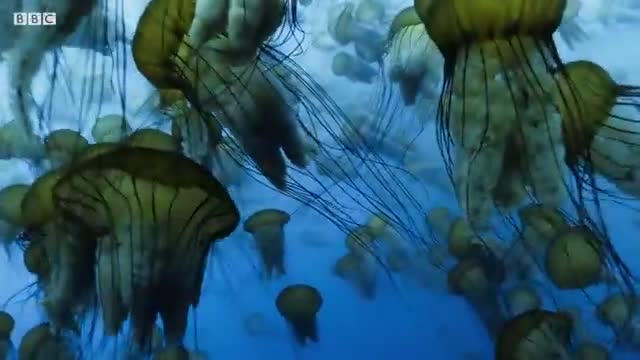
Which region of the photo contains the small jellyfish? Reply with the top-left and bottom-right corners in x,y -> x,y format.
18,323 -> 76,360
327,3 -> 358,45
495,310 -> 573,360
92,114 -> 131,143
545,226 -> 604,290
505,286 -> 541,317
275,284 -> 323,345
44,129 -> 90,168
518,204 -> 569,255
334,252 -> 377,299
386,5 -> 443,106
345,225 -> 376,257
353,33 -> 385,64
243,312 -> 276,337
331,52 -> 378,84
0,120 -> 45,161
0,184 -> 29,249
354,0 -> 385,24
0,311 -> 15,359
595,293 -> 637,332
243,209 -> 291,279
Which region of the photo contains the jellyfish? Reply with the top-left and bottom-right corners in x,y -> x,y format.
505,286 -> 541,317
518,204 -> 570,256
20,167 -> 97,333
92,114 -> 131,143
5,0 -> 98,140
50,146 -> 240,351
18,323 -> 77,360
415,0 -> 570,228
386,5 -> 443,106
275,284 -> 323,345
426,208 -> 477,260
448,243 -> 506,339
243,209 -> 290,279
327,2 -> 358,46
132,0 -> 311,190
0,311 -> 15,360
0,184 -> 29,250
552,60 -> 640,198
44,129 -> 90,168
0,120 -> 45,161
355,0 -> 385,24
495,310 -> 573,359
334,252 -> 377,299
595,293 -> 638,333
544,225 -> 605,290
332,52 -> 378,84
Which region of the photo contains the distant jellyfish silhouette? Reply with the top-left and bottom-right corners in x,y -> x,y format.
275,284 -> 323,345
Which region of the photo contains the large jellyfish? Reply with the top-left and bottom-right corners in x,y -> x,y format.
552,60 -> 640,197
50,146 -> 239,351
414,0 -> 569,228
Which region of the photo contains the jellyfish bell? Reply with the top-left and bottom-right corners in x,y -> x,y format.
385,5 -> 443,106
345,225 -> 376,258
545,225 -> 605,290
518,204 -> 570,253
275,284 -> 323,345
355,0 -> 385,24
51,146 -> 240,349
92,114 -> 131,144
44,129 -> 90,168
125,128 -> 182,152
552,60 -> 640,197
327,2 -> 357,45
0,184 -> 29,249
243,209 -> 291,279
18,322 -> 77,360
505,285 -> 541,317
334,252 -> 377,299
0,120 -> 45,161
0,311 -> 14,341
415,0 -> 570,228
495,309 -> 573,360
595,293 -> 637,332
331,51 -> 378,84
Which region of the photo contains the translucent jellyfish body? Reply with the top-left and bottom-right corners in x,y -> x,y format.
416,0 -> 569,228
51,147 -> 239,349
334,252 -> 377,299
0,120 -> 45,161
332,52 -> 378,84
275,284 -> 323,345
92,114 -> 131,143
386,6 -> 443,106
243,209 -> 290,279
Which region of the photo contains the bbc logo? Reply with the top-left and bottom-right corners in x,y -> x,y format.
13,12 -> 57,26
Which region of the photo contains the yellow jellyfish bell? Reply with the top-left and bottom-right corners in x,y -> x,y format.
275,284 -> 323,345
334,252 -> 377,299
125,128 -> 182,152
44,129 -> 90,167
243,209 -> 291,279
414,0 -> 570,228
595,293 -> 637,331
545,225 -> 604,289
0,311 -> 14,340
495,309 -> 573,360
0,184 -> 29,227
51,146 -> 240,347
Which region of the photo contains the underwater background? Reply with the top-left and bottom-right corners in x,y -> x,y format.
0,0 -> 640,359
